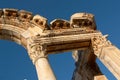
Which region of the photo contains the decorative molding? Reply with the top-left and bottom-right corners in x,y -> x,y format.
1,8 -> 120,80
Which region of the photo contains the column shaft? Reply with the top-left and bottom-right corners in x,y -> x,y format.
95,46 -> 120,79
35,57 -> 56,80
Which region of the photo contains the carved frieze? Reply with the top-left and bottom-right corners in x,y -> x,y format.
18,10 -> 33,22
2,9 -> 19,26
3,8 -> 18,19
32,15 -> 48,30
70,13 -> 96,30
50,19 -> 70,30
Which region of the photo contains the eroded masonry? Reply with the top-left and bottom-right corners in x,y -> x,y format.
0,8 -> 120,80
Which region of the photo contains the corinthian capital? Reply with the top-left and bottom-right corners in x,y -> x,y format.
91,34 -> 112,57
27,38 -> 47,64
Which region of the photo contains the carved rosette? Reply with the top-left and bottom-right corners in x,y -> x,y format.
91,35 -> 112,57
27,38 -> 47,64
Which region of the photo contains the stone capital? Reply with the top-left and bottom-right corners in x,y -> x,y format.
27,38 -> 47,64
91,35 -> 112,57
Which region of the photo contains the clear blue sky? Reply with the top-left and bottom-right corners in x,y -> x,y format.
0,0 -> 120,80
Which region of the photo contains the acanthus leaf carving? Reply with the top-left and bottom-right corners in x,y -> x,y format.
27,37 -> 47,64
91,34 -> 112,57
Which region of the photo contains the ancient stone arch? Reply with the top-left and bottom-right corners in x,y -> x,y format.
0,8 -> 120,80
0,8 -> 55,80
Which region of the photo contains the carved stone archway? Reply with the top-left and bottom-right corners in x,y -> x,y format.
0,8 -> 120,80
0,8 -> 56,80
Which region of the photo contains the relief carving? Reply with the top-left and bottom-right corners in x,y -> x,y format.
91,35 -> 112,57
70,13 -> 96,30
3,8 -> 18,19
18,10 -> 33,22
27,38 -> 47,64
3,8 -> 19,26
32,15 -> 48,30
18,10 -> 33,30
0,9 -> 35,30
50,19 -> 70,30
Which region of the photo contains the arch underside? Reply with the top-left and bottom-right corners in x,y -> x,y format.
0,24 -> 26,48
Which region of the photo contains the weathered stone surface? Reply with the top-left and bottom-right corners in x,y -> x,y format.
91,35 -> 120,79
94,75 -> 108,80
3,8 -> 18,18
12,37 -> 21,45
32,15 -> 48,30
35,57 -> 56,80
70,13 -> 96,30
0,8 -> 120,80
18,10 -> 33,22
72,50 -> 103,80
50,19 -> 70,29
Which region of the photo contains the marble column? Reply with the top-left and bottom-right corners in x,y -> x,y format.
91,35 -> 120,79
27,41 -> 56,80
35,57 -> 56,80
